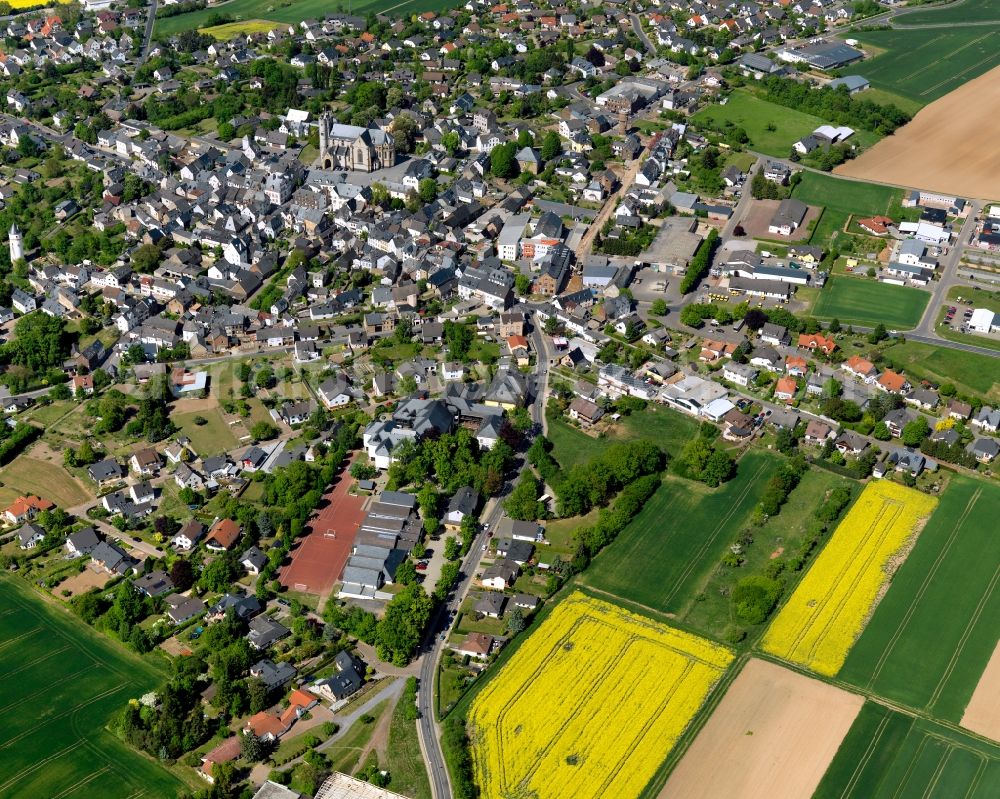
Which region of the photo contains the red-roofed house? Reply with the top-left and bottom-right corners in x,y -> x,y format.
784,355 -> 808,376
843,354 -> 879,383
200,736 -> 241,783
877,369 -> 911,394
858,215 -> 893,235
798,333 -> 837,355
206,518 -> 241,551
4,495 -> 54,525
454,632 -> 495,660
774,376 -> 797,402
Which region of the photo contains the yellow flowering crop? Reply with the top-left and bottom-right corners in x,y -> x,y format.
469,592 -> 733,799
762,481 -> 937,676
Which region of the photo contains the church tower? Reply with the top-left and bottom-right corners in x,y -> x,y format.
9,223 -> 23,263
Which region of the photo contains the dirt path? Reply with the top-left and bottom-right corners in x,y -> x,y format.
351,692 -> 397,773
575,149 -> 648,260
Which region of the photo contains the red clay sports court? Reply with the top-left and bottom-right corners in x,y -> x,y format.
278,461 -> 367,595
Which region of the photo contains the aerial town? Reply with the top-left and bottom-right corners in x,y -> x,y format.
0,0 -> 999,797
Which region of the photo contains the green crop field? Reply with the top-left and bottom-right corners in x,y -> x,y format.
547,404 -> 700,470
814,702 -> 1000,799
155,0 -> 460,37
811,276 -> 930,329
790,171 -> 910,247
847,26 -> 1000,104
882,340 -> 1000,399
0,578 -> 184,799
839,477 -> 1000,721
900,0 -> 1000,27
583,451 -> 779,615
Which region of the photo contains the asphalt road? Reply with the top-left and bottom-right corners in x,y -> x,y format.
415,313 -> 549,799
630,13 -> 656,55
137,0 -> 158,67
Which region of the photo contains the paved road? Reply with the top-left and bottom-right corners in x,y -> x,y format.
137,0 -> 158,67
630,13 -> 656,55
415,327 -> 549,799
720,157 -> 760,243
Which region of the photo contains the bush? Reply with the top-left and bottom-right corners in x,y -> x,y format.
732,575 -> 783,624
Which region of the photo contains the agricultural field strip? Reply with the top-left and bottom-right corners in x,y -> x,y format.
863,487 -> 981,690
470,593 -> 732,799
763,482 -> 936,676
662,457 -> 772,610
927,562 -> 1000,713
837,711 -> 895,799
782,500 -> 903,667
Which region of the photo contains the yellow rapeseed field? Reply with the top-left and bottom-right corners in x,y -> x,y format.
468,592 -> 733,799
762,480 -> 937,676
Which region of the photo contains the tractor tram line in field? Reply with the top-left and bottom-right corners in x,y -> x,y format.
863,487 -> 982,691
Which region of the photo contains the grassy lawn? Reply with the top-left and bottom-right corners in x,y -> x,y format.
0,577 -> 187,799
814,702 -> 1000,799
0,454 -> 91,508
383,691 -> 431,799
811,276 -> 930,329
323,700 -> 390,776
172,407 -> 238,456
881,339 -> 1000,399
547,404 -> 700,470
791,171 -> 911,247
846,26 -> 1000,104
582,451 -> 781,617
692,90 -> 823,158
839,477 -> 1000,722
855,87 -> 923,118
681,468 -> 851,644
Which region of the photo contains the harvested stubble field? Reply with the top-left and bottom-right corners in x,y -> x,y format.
468,592 -> 733,799
837,62 -> 1000,198
762,481 -> 937,676
0,577 -> 184,799
658,658 -> 863,799
840,477 -> 1000,727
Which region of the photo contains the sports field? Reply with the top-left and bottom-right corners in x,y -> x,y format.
762,481 -> 937,676
583,451 -> 779,615
155,0 -> 459,36
0,577 -> 184,799
848,26 -> 1000,104
468,592 -> 733,799
813,702 -> 1000,799
839,478 -> 1000,723
811,276 -> 930,329
790,172 -> 908,248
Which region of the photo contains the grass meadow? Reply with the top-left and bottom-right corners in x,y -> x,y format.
882,340 -> 1000,400
790,171 -> 910,247
0,578 -> 185,799
156,0 -> 460,37
811,276 -> 930,329
172,407 -> 239,456
582,451 -> 779,616
839,478 -> 1000,722
546,405 -> 700,470
847,26 -> 1000,104
814,702 -> 1000,799
0,455 -> 91,509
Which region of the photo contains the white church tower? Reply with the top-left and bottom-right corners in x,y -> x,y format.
9,223 -> 23,263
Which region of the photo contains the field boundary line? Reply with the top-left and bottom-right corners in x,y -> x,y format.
926,560 -> 1000,714
3,642 -> 76,679
891,733 -> 933,799
0,625 -> 42,652
865,487 -> 981,689
921,747 -> 953,799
